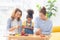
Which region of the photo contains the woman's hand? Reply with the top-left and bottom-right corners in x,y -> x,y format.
17,26 -> 20,28
9,26 -> 19,32
9,27 -> 16,32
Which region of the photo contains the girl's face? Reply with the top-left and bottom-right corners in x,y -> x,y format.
39,12 -> 46,20
15,11 -> 22,18
27,18 -> 32,23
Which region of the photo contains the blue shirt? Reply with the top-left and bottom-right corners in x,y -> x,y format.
7,18 -> 22,34
34,17 -> 53,35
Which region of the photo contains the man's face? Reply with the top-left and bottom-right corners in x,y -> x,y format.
39,12 -> 46,20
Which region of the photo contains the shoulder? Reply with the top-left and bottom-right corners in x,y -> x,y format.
7,18 -> 12,22
23,20 -> 26,23
19,19 -> 22,22
32,21 -> 34,26
35,17 -> 41,22
47,19 -> 53,24
22,20 -> 26,26
35,17 -> 39,21
35,17 -> 39,20
31,20 -> 34,23
48,19 -> 52,22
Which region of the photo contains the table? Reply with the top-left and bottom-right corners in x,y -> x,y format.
8,35 -> 48,40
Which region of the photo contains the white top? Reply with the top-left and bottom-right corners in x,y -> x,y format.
10,19 -> 20,34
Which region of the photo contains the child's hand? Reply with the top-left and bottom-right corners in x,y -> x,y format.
21,30 -> 25,35
29,27 -> 33,30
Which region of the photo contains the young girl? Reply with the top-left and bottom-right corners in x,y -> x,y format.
22,9 -> 34,34
7,8 -> 22,34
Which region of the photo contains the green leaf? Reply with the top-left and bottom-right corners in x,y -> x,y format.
46,5 -> 49,6
53,0 -> 56,3
46,12 -> 52,18
36,4 -> 41,10
48,0 -> 51,3
52,8 -> 57,12
52,13 -> 56,16
46,0 -> 57,18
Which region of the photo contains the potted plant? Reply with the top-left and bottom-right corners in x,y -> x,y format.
36,0 -> 57,18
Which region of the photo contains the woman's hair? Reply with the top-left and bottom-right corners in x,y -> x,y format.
40,7 -> 46,15
27,9 -> 34,18
11,8 -> 22,21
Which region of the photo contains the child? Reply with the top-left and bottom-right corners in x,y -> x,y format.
22,9 -> 34,34
7,8 -> 22,34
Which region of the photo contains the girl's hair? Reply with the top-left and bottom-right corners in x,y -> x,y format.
11,8 -> 22,21
40,7 -> 46,15
27,9 -> 34,18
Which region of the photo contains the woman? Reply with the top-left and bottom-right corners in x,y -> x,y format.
7,8 -> 22,34
22,9 -> 34,34
34,7 -> 53,40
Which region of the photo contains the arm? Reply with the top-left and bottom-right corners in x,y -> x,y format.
7,18 -> 18,32
24,25 -> 33,30
9,26 -> 17,31
34,18 -> 41,35
7,18 -> 12,31
22,21 -> 33,29
42,22 -> 53,35
25,22 -> 34,30
29,22 -> 34,30
18,20 -> 22,33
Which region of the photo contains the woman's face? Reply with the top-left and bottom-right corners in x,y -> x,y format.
15,11 -> 22,18
27,18 -> 32,23
39,12 -> 46,20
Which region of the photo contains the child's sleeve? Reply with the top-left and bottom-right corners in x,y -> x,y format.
32,22 -> 34,27
22,21 -> 26,28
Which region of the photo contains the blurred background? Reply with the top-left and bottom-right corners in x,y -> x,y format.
0,0 -> 60,40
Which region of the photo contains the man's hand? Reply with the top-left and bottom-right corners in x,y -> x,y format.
40,34 -> 45,37
40,34 -> 46,40
35,29 -> 41,35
